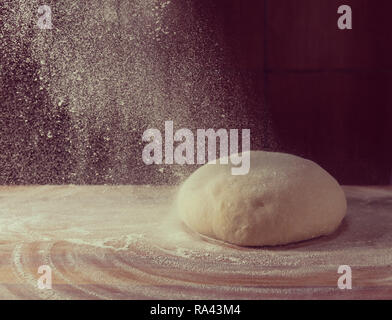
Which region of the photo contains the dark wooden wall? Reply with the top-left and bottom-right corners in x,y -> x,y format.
216,0 -> 392,185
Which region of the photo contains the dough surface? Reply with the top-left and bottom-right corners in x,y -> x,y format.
176,151 -> 347,246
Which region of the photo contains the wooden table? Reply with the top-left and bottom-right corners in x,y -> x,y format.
0,185 -> 390,299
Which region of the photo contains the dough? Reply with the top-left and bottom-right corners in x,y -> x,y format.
176,151 -> 347,246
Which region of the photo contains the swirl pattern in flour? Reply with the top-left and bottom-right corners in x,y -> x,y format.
0,185 -> 391,299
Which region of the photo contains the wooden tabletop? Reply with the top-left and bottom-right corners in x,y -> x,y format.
0,185 -> 391,299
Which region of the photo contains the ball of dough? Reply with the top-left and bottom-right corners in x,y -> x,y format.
176,151 -> 347,246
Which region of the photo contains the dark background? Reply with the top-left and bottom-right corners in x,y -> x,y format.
1,0 -> 391,185
210,0 -> 392,185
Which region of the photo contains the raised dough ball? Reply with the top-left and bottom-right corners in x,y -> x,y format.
176,151 -> 347,246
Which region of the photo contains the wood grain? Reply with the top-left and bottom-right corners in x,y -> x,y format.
0,185 -> 390,299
